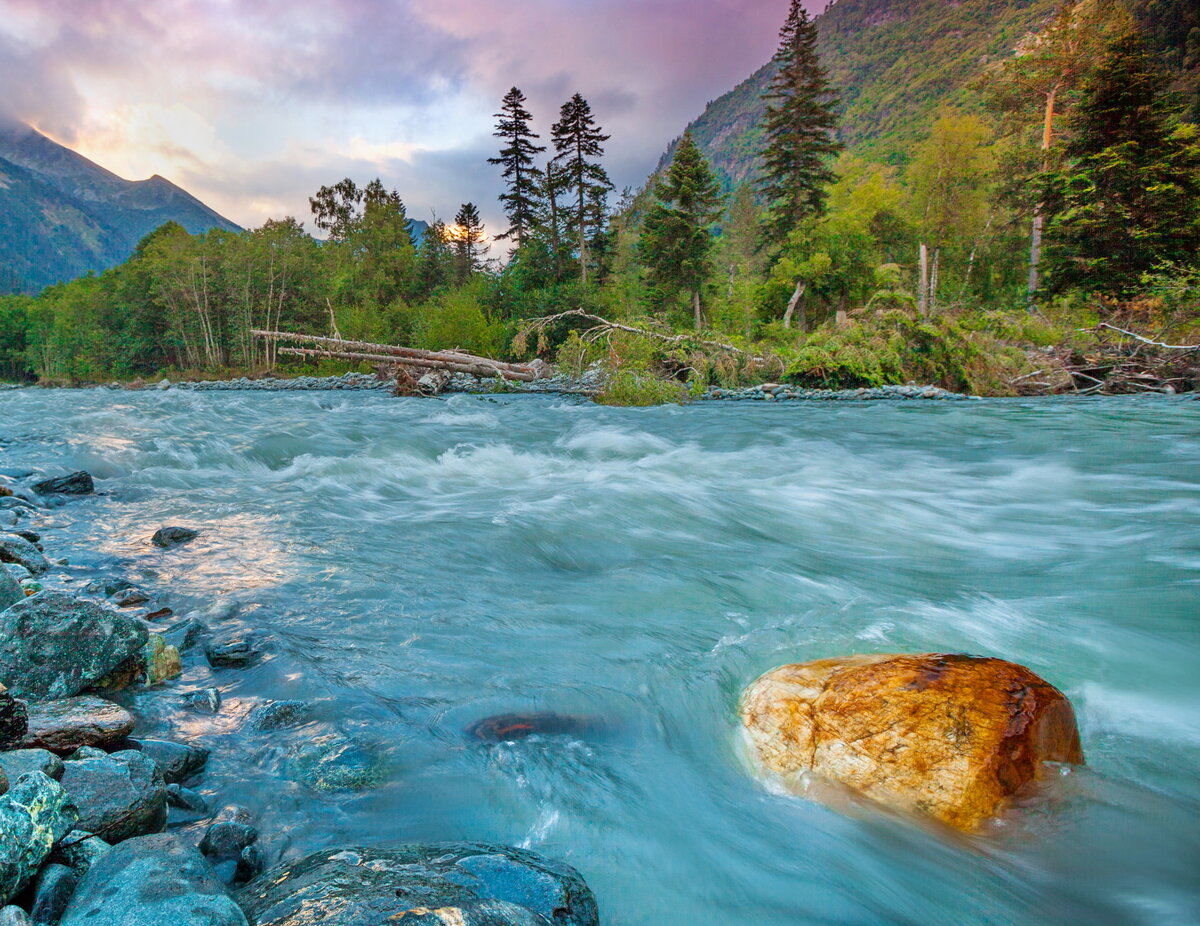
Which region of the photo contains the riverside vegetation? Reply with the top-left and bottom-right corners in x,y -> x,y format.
1,0 -> 1198,404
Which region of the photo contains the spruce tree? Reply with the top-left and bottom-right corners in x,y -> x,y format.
1042,25 -> 1200,296
550,94 -> 613,284
489,88 -> 546,247
416,220 -> 452,298
638,132 -> 725,328
759,0 -> 842,243
451,203 -> 487,284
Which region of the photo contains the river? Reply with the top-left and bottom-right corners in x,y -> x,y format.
2,389 -> 1198,925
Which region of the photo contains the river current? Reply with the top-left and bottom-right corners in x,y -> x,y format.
2,389 -> 1198,925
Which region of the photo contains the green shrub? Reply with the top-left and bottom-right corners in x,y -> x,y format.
593,370 -> 688,407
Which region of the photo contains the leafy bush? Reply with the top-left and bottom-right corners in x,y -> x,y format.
412,284 -> 509,357
593,370 -> 688,406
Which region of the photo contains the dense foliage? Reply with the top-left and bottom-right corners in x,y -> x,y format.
1,0 -> 1197,403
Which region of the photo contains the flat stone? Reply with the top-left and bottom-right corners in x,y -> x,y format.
59,833 -> 248,926
151,527 -> 198,549
740,653 -> 1085,832
20,696 -> 134,754
58,751 -> 167,843
0,593 -> 148,700
237,843 -> 599,926
31,473 -> 94,496
0,773 -> 79,904
0,536 -> 49,576
0,750 -> 63,784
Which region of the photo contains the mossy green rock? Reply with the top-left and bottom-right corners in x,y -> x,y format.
238,843 -> 599,926
0,593 -> 148,699
284,735 -> 385,792
97,634 -> 182,691
0,772 -> 79,904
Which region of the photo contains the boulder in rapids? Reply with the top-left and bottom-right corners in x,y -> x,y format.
151,526 -> 198,549
31,472 -> 94,496
739,653 -> 1084,832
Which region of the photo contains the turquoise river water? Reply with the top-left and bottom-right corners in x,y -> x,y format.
1,389 -> 1198,925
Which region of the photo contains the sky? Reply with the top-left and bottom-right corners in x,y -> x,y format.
0,0 -> 796,235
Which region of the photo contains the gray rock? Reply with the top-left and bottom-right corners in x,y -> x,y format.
200,822 -> 257,860
0,689 -> 28,749
64,746 -> 106,761
59,833 -> 247,926
0,751 -> 62,784
161,618 -> 210,652
19,697 -> 134,753
58,751 -> 166,843
205,639 -> 260,669
0,567 -> 22,612
151,527 -> 198,549
111,588 -> 150,608
245,700 -> 310,732
237,843 -> 599,926
0,773 -> 78,904
0,593 -> 148,700
235,846 -> 264,885
29,862 -> 76,925
0,536 -> 49,576
116,739 -> 208,784
48,831 -> 110,876
183,689 -> 221,715
30,474 -> 93,497
165,785 -> 208,815
0,906 -> 30,925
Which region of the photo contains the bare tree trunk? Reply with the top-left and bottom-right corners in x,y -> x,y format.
783,281 -> 806,329
918,244 -> 929,316
693,290 -> 704,330
1027,86 -> 1057,310
276,347 -> 537,381
835,294 -> 848,328
930,249 -> 940,315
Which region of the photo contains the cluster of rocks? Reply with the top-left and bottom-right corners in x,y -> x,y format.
701,382 -> 975,402
0,469 -> 601,925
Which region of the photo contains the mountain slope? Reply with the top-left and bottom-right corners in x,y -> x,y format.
667,0 -> 1061,185
0,121 -> 239,294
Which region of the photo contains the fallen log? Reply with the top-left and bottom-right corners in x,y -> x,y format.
253,330 -> 535,375
275,347 -> 537,382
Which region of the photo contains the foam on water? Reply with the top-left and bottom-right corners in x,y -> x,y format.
2,389 -> 1198,925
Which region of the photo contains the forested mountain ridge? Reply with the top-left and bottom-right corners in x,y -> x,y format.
0,120 -> 240,295
665,0 -> 1198,186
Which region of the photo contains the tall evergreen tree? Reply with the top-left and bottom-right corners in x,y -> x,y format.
550,94 -> 613,284
451,203 -> 487,284
489,87 -> 546,247
638,132 -> 725,329
416,220 -> 452,298
758,0 -> 842,243
1041,25 -> 1200,297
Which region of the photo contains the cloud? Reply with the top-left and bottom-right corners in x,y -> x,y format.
0,0 -> 798,231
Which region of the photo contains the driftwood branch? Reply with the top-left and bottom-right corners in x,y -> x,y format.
1087,324 -> 1200,351
275,347 -> 537,381
253,330 -> 534,375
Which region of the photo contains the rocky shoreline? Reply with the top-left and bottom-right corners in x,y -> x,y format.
0,471 -> 601,925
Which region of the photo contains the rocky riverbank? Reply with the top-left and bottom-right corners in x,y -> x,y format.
0,470 -> 601,925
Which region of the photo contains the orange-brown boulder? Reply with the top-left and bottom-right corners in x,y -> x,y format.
739,653 -> 1083,832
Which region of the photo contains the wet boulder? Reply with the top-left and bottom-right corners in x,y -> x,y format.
97,634 -> 182,691
246,700 -> 310,732
58,751 -> 167,843
0,593 -> 148,700
237,843 -> 599,926
0,772 -> 79,904
151,527 -> 198,549
205,637 -> 261,669
739,653 -> 1085,832
0,536 -> 48,577
59,833 -> 247,926
19,696 -> 134,754
116,739 -> 208,784
0,751 -> 62,785
31,473 -> 93,497
0,568 -> 22,612
284,734 -> 385,793
0,687 -> 27,750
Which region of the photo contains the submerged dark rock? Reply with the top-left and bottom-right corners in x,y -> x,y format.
183,688 -> 222,715
116,739 -> 208,784
59,833 -> 248,926
19,696 -> 134,753
82,578 -> 136,598
467,712 -> 602,743
284,735 -> 385,793
237,843 -> 599,926
245,700 -> 310,732
151,527 -> 198,549
162,618 -> 210,652
31,473 -> 94,497
58,751 -> 167,843
205,638 -> 261,669
165,784 -> 208,815
0,593 -> 148,700
0,773 -> 78,905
